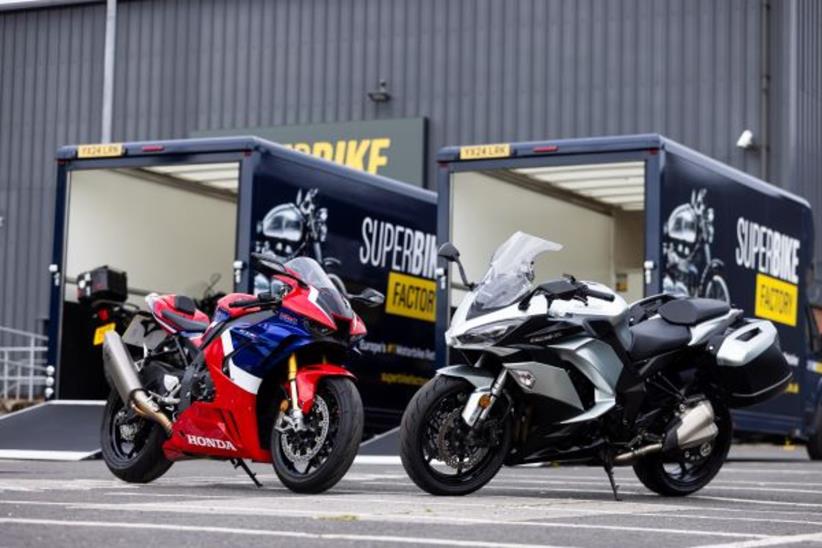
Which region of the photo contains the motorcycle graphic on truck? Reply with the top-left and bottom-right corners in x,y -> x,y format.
662,188 -> 730,303
254,188 -> 346,295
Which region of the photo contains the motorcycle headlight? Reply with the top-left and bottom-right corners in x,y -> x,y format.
455,319 -> 523,347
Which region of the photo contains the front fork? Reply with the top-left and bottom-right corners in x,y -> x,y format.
287,353 -> 305,428
462,369 -> 508,428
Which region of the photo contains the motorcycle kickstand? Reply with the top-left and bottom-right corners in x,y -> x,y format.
600,454 -> 621,501
231,458 -> 263,488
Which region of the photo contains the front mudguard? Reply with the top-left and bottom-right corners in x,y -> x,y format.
292,364 -> 356,414
437,365 -> 496,426
437,364 -> 495,389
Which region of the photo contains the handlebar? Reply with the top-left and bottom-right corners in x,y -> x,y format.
582,286 -> 616,302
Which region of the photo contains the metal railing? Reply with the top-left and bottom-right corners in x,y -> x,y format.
0,326 -> 50,402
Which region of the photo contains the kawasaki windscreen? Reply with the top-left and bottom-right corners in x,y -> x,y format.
250,155 -> 437,427
660,152 -> 814,418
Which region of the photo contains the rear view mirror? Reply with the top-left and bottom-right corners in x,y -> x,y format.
437,242 -> 461,262
350,288 -> 385,307
251,252 -> 287,275
437,242 -> 475,290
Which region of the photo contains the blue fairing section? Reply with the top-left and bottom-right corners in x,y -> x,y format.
228,312 -> 315,379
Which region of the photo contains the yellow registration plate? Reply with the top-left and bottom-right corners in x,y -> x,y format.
77,143 -> 124,159
93,323 -> 116,346
459,143 -> 511,160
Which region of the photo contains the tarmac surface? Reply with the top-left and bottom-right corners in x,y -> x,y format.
0,444 -> 820,548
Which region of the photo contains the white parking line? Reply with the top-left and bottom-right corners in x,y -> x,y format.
694,531 -> 822,548
0,518 -> 567,548
0,498 -> 766,539
692,495 -> 822,509
635,512 -> 822,528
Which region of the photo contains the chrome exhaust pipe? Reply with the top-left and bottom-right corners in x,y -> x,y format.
102,331 -> 173,436
614,400 -> 718,464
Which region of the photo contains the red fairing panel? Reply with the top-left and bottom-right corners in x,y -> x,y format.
163,330 -> 271,462
278,276 -> 337,330
350,313 -> 367,337
293,364 -> 356,414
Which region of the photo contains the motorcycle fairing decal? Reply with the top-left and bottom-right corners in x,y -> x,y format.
221,329 -> 263,394
293,364 -> 355,414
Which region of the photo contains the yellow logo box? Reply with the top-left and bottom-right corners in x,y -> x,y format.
459,143 -> 511,160
754,273 -> 798,327
77,143 -> 124,158
385,271 -> 436,323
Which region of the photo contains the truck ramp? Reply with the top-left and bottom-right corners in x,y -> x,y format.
0,400 -> 104,460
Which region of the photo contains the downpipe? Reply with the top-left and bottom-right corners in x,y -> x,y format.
102,331 -> 173,436
614,400 -> 718,464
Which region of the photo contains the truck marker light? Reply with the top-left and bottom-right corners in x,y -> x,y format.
141,144 -> 164,152
533,145 -> 559,153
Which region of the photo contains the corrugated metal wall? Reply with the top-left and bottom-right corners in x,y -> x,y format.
0,0 -> 817,334
793,0 -> 822,276
0,3 -> 106,337
109,0 -> 766,179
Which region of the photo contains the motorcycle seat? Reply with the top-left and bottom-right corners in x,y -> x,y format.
628,318 -> 691,361
658,298 -> 729,326
150,294 -> 210,333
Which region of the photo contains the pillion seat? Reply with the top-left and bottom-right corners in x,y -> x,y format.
149,294 -> 210,333
657,298 -> 730,326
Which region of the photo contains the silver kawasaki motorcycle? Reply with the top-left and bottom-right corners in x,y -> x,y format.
400,232 -> 791,498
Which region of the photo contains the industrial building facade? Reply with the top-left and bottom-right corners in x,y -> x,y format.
0,0 -> 820,337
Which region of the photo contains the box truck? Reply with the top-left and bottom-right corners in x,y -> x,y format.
38,137 -> 435,455
435,133 -> 821,455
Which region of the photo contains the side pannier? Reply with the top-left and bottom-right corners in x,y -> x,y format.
709,320 -> 792,407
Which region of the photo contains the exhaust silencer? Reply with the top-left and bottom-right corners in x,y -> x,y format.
102,331 -> 173,436
662,400 -> 718,452
614,400 -> 718,464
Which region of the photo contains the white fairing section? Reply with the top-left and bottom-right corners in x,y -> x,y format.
447,281 -> 626,349
221,330 -> 262,394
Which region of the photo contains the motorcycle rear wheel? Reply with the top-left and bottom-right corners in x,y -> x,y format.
633,397 -> 732,496
100,390 -> 173,483
271,377 -> 363,493
400,375 -> 512,496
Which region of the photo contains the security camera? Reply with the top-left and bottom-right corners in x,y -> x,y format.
736,129 -> 755,150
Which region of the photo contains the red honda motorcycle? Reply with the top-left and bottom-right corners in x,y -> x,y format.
100,254 -> 383,493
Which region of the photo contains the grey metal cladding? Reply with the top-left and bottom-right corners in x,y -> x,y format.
2,0 -> 820,337
0,3 -> 105,340
503,361 -> 584,410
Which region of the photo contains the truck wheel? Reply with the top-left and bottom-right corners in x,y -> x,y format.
100,391 -> 173,483
807,405 -> 822,460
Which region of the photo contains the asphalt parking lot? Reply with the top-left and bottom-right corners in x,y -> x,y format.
0,444 -> 820,548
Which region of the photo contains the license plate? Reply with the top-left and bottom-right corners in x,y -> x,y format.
459,143 -> 510,160
93,323 -> 116,345
77,143 -> 124,158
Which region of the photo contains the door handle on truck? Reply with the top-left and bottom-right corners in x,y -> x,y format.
233,260 -> 245,285
643,260 -> 655,286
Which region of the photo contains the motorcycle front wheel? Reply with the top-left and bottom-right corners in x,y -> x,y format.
633,396 -> 732,496
271,377 -> 364,493
100,390 -> 173,483
400,375 -> 512,496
